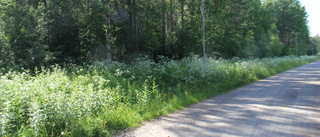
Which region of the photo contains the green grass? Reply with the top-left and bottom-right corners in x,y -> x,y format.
1,55 -> 319,137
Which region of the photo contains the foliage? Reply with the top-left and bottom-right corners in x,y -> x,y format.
310,35 -> 320,55
267,0 -> 310,55
1,56 -> 319,136
0,0 -> 311,69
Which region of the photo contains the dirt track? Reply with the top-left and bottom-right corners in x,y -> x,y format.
117,61 -> 320,137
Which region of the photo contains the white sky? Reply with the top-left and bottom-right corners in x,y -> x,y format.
299,0 -> 320,36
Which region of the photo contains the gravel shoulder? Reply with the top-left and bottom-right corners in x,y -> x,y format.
117,61 -> 320,137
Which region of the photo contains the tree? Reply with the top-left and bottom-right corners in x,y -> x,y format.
0,0 -> 312,70
310,35 -> 320,54
0,0 -> 52,69
270,0 -> 309,55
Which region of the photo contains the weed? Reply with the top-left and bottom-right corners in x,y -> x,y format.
0,55 -> 319,136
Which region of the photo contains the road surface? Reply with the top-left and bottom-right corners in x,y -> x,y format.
117,61 -> 320,137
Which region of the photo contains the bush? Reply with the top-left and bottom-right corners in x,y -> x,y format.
0,55 -> 319,136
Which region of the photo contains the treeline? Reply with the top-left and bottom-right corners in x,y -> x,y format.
0,0 -> 311,69
311,35 -> 320,54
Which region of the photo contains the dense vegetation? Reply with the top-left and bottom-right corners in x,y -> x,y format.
1,0 -> 319,136
1,56 -> 320,136
0,0 -> 315,69
311,35 -> 320,54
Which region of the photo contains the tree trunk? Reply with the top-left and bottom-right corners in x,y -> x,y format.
180,0 -> 185,29
162,0 -> 167,52
133,0 -> 139,53
106,3 -> 112,60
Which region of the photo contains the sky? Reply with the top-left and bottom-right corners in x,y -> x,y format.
299,0 -> 320,36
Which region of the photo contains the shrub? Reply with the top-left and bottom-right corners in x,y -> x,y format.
0,55 -> 319,136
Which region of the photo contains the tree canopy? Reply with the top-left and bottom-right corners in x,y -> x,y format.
0,0 -> 311,69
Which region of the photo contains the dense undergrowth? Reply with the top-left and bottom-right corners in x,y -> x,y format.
1,55 -> 319,137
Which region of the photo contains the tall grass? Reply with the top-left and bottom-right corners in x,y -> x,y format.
1,56 -> 319,136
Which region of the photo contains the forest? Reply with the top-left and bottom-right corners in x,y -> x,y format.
0,0 -> 316,70
1,0 -> 320,136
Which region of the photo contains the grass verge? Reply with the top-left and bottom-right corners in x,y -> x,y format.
0,55 -> 319,136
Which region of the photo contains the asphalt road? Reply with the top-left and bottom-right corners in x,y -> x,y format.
118,61 -> 320,137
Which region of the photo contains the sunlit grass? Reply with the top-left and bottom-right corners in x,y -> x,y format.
0,55 -> 319,136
